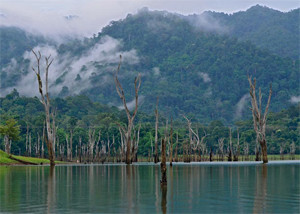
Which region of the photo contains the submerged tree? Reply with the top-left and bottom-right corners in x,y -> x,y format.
160,138 -> 167,185
154,97 -> 159,163
114,55 -> 141,164
32,50 -> 56,166
248,76 -> 272,164
0,119 -> 20,154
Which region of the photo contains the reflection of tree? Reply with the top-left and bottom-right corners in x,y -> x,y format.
0,167 -> 20,212
161,184 -> 167,214
155,166 -> 159,213
126,165 -> 132,213
253,165 -> 267,214
47,166 -> 56,214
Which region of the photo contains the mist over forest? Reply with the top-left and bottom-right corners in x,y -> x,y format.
0,5 -> 299,157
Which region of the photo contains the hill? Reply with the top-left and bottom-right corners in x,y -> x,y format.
188,5 -> 300,59
0,6 -> 299,124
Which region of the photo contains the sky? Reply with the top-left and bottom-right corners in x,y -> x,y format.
0,0 -> 299,39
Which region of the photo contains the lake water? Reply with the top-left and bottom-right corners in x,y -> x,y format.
0,161 -> 299,213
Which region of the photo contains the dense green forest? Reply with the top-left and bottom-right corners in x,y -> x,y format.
0,5 -> 299,124
1,90 -> 299,157
188,5 -> 300,59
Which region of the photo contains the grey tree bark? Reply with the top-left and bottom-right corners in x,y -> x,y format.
248,76 -> 272,164
32,50 -> 56,166
114,55 -> 141,164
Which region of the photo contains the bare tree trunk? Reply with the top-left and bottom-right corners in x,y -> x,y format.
41,121 -> 45,158
160,139 -> 167,185
260,139 -> 268,163
32,50 -> 56,166
26,123 -> 29,156
228,128 -> 232,161
114,55 -> 141,165
4,135 -> 9,154
218,138 -> 224,161
154,97 -> 159,163
209,147 -> 213,162
70,130 -> 73,161
29,133 -> 32,157
175,133 -> 178,162
248,76 -> 272,164
169,118 -> 173,166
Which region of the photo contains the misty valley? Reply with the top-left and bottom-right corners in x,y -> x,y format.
0,3 -> 299,214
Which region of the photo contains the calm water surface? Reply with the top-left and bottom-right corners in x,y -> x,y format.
0,161 -> 299,213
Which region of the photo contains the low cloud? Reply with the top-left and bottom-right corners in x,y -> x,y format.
290,96 -> 300,103
153,67 -> 161,76
235,94 -> 250,120
198,72 -> 211,83
1,36 -> 139,97
118,95 -> 145,111
186,12 -> 228,33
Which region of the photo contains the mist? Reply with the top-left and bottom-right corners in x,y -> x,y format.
1,36 -> 139,97
1,0 -> 297,42
290,96 -> 300,103
235,94 -> 250,120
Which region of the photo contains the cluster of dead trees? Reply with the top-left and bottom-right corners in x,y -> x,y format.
31,50 -> 275,166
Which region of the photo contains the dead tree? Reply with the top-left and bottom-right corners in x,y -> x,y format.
160,139 -> 167,185
25,123 -> 29,156
183,115 -> 193,162
114,55 -> 141,164
66,135 -> 71,161
41,121 -> 45,158
132,124 -> 141,162
233,129 -> 240,161
78,137 -> 82,162
248,76 -> 272,164
175,133 -> 179,162
69,130 -> 73,161
169,118 -> 173,166
154,97 -> 159,163
32,50 -> 56,166
88,129 -> 100,162
118,127 -> 125,162
218,138 -> 224,161
28,133 -> 32,157
227,128 -> 233,161
36,132 -> 40,157
290,142 -> 295,160
244,142 -> 249,161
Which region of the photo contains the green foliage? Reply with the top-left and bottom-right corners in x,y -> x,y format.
0,118 -> 20,141
207,5 -> 300,59
0,90 -> 298,158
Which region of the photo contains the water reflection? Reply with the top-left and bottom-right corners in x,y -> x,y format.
0,163 -> 299,213
161,184 -> 167,214
47,166 -> 55,214
253,165 -> 267,214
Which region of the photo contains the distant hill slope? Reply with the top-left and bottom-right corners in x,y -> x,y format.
0,6 -> 299,124
189,5 -> 300,59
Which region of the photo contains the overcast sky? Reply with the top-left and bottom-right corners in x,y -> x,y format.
0,0 -> 299,39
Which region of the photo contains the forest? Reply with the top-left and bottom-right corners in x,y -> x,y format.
0,5 -> 299,162
0,5 -> 299,124
1,89 -> 298,161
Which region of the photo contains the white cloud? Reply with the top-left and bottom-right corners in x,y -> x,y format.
0,0 -> 298,41
1,36 -> 139,97
118,95 -> 145,111
198,72 -> 211,83
235,94 -> 250,120
153,67 -> 160,76
290,96 -> 300,103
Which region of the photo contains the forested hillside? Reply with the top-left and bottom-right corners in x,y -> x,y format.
188,5 -> 300,59
0,5 -> 299,124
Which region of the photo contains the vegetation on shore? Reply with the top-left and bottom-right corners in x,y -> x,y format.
0,150 -> 62,165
